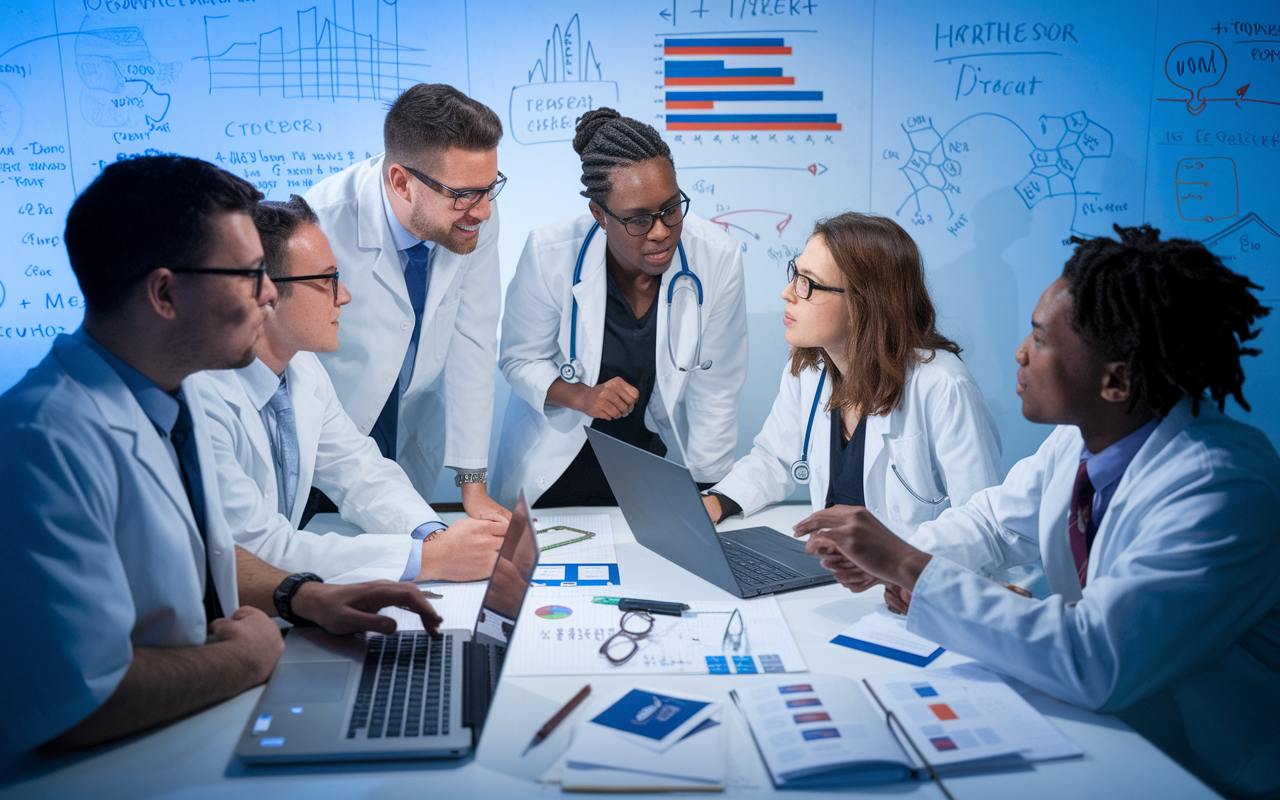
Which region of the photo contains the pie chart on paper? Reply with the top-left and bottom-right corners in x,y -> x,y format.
535,605 -> 573,620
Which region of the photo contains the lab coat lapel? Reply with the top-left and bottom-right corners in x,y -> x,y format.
358,158 -> 414,319
289,361 -> 324,525
571,229 -> 609,386
1041,432 -> 1084,603
654,260 -> 694,448
862,412 -> 892,507
809,370 -> 834,508
227,375 -> 276,493
53,337 -> 205,567
186,383 -> 238,610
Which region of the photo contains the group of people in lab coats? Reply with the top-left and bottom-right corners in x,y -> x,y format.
2,83 -> 1278,799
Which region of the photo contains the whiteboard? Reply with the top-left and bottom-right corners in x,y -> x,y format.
1,0 -> 1275,504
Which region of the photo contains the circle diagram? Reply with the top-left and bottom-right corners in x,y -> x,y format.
535,605 -> 573,620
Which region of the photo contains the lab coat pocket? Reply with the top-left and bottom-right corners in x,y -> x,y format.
433,297 -> 462,360
885,433 -> 948,526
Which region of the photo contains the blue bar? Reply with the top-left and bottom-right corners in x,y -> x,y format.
666,91 -> 823,102
664,38 -> 785,47
663,67 -> 785,77
666,114 -> 838,123
664,60 -> 726,72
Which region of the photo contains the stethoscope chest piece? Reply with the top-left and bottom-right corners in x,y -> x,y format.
559,361 -> 581,382
791,459 -> 811,484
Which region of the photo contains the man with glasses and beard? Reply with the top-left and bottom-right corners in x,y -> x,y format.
0,157 -> 439,761
304,83 -> 509,523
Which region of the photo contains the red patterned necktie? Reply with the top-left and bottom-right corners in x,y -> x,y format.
1068,460 -> 1096,588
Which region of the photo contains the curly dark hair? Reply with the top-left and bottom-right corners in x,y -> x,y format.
572,107 -> 673,207
1063,224 -> 1269,417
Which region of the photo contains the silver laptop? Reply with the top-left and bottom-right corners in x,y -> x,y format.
586,428 -> 835,598
235,495 -> 539,764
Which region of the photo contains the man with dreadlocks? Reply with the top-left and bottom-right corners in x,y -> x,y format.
493,108 -> 748,508
793,225 -> 1280,798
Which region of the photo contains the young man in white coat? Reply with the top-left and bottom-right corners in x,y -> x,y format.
0,157 -> 439,761
493,108 -> 748,508
304,83 -> 508,520
196,195 -> 506,586
797,225 -> 1280,799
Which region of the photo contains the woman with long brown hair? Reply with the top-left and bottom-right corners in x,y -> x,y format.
703,212 -> 1003,539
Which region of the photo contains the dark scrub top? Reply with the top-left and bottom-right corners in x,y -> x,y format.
825,413 -> 867,508
536,268 -> 666,507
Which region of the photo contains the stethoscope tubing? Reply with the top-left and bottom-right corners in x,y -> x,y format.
562,222 -> 704,382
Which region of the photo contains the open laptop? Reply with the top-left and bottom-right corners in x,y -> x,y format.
235,495 -> 539,764
586,428 -> 834,598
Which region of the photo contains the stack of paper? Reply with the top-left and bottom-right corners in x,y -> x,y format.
553,687 -> 727,792
830,604 -> 945,666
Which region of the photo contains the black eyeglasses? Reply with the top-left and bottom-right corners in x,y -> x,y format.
170,266 -> 267,299
599,190 -> 691,236
599,611 -> 654,665
401,165 -> 507,210
272,270 -> 341,303
786,259 -> 846,300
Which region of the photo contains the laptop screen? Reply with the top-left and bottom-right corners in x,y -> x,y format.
472,493 -> 539,650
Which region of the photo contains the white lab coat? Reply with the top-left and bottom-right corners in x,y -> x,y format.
305,155 -> 501,497
195,352 -> 442,583
492,211 -> 749,508
0,334 -> 238,754
906,397 -> 1280,799
711,353 -> 1003,539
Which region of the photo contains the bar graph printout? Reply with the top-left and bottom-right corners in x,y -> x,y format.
504,588 -> 806,676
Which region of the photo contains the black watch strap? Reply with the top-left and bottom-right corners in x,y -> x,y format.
273,572 -> 324,625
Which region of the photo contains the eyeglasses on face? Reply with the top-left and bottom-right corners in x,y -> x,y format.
401,164 -> 507,210
786,259 -> 846,300
271,270 -> 341,303
169,266 -> 268,299
599,190 -> 691,237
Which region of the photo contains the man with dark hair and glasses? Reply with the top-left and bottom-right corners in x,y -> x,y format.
197,195 -> 506,586
304,83 -> 509,523
493,107 -> 748,509
0,156 -> 440,759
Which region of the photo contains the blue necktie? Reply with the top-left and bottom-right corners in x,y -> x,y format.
267,376 -> 301,518
373,242 -> 431,460
399,242 -> 432,392
169,395 -> 224,622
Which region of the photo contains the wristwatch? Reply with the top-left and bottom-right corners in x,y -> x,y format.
454,469 -> 487,487
273,572 -> 324,625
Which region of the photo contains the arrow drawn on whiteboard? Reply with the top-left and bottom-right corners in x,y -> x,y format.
710,210 -> 793,240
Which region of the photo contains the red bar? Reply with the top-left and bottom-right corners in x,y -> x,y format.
666,122 -> 842,131
665,76 -> 795,85
929,704 -> 959,721
664,46 -> 792,55
666,100 -> 714,109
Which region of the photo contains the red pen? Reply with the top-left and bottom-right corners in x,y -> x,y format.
522,684 -> 591,756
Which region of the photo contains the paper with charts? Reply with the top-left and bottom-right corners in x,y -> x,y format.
529,513 -> 620,586
505,588 -> 806,676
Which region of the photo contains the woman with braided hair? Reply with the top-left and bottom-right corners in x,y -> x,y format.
493,108 -> 749,508
796,225 -> 1280,799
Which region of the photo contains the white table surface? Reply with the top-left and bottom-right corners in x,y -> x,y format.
0,505 -> 1220,799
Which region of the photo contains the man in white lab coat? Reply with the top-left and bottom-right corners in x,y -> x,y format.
0,157 -> 439,760
304,83 -> 508,520
796,225 -> 1280,799
197,195 -> 506,585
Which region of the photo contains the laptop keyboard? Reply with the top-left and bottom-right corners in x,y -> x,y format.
722,539 -> 803,585
347,633 -> 453,739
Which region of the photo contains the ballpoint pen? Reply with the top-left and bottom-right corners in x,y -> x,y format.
592,596 -> 690,616
522,684 -> 592,756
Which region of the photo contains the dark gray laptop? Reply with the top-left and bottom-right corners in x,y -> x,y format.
235,495 -> 539,764
586,428 -> 834,598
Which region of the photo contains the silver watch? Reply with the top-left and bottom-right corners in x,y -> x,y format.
454,470 -> 487,486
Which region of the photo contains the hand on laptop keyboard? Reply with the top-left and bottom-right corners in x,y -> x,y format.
292,581 -> 443,636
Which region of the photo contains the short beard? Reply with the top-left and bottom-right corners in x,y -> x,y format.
408,205 -> 480,256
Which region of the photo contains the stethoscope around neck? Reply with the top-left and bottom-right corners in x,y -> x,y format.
559,221 -> 711,383
789,366 -> 947,504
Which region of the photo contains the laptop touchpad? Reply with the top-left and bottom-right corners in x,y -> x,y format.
263,661 -> 352,704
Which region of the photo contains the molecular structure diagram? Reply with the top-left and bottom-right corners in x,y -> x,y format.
897,111 -> 1113,228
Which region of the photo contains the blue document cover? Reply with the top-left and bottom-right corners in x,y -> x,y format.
591,690 -> 711,742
